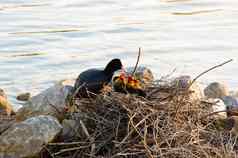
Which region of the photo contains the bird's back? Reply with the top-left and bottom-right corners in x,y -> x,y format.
74,69 -> 110,94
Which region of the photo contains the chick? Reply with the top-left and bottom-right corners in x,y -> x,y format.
126,76 -> 146,97
112,73 -> 127,93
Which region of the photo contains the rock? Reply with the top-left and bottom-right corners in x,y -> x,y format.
171,75 -> 204,101
204,82 -> 229,99
61,119 -> 81,142
229,90 -> 237,97
125,66 -> 154,85
16,92 -> 31,101
235,91 -> 238,98
209,98 -> 227,119
221,96 -> 238,109
172,75 -> 192,89
0,88 -> 14,116
221,96 -> 238,117
16,79 -> 75,121
0,115 -> 62,158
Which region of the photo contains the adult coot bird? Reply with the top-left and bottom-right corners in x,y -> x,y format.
74,59 -> 123,97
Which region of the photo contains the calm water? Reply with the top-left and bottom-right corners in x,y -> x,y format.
0,0 -> 238,109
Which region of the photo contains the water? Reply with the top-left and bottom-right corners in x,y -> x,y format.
0,0 -> 238,109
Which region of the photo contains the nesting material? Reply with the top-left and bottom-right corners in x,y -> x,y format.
43,81 -> 238,158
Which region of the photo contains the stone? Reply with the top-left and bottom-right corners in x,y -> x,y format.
204,82 -> 229,99
61,119 -> 81,142
171,75 -> 204,101
16,92 -> 31,101
221,96 -> 238,109
221,96 -> 238,117
0,115 -> 62,158
209,98 -> 227,119
0,88 -> 14,116
235,91 -> 238,98
16,79 -> 75,121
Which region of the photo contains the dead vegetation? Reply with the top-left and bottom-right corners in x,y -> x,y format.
39,59 -> 238,158
40,78 -> 238,158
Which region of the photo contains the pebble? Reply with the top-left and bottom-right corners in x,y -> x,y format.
16,92 -> 31,101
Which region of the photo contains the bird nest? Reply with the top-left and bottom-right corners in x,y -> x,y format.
42,80 -> 238,158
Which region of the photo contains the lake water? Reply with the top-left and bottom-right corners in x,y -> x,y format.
0,0 -> 238,109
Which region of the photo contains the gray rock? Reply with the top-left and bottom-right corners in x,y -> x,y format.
16,92 -> 31,101
221,96 -> 238,109
204,82 -> 229,99
0,115 -> 62,158
16,79 -> 74,121
172,75 -> 204,101
208,98 -> 227,119
220,96 -> 238,117
61,119 -> 81,142
172,75 -> 192,89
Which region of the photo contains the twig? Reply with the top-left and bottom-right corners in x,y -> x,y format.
175,59 -> 233,117
189,59 -> 233,88
116,112 -> 156,147
42,146 -> 55,158
71,82 -> 86,100
132,47 -> 142,76
48,141 -> 87,146
143,121 -> 154,158
53,145 -> 91,156
66,82 -> 86,112
200,109 -> 238,120
79,119 -> 96,158
112,151 -> 145,157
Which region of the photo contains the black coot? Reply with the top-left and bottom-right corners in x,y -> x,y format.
74,59 -> 123,97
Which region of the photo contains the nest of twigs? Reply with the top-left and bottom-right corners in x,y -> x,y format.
42,79 -> 238,158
